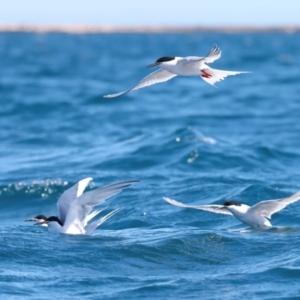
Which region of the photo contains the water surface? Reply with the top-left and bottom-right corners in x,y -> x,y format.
0,32 -> 300,299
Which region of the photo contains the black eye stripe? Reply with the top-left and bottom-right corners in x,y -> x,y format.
156,56 -> 175,63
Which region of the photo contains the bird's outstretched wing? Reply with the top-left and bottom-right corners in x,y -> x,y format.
201,44 -> 222,63
57,177 -> 93,224
103,69 -> 177,98
63,180 -> 140,233
183,45 -> 222,64
163,197 -> 233,215
249,189 -> 300,219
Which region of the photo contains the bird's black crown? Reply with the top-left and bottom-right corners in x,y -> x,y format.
34,214 -> 47,220
156,56 -> 175,63
224,200 -> 241,206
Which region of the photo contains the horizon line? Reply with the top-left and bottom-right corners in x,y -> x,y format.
0,23 -> 299,34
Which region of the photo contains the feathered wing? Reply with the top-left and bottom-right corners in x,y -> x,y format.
103,69 -> 177,98
201,44 -> 222,63
249,190 -> 300,219
57,177 -> 93,223
63,180 -> 140,233
84,208 -> 104,227
85,208 -> 122,234
163,197 -> 233,215
200,68 -> 250,86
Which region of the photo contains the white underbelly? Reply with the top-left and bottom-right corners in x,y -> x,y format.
236,213 -> 272,228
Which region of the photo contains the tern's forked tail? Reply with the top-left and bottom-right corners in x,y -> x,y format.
200,67 -> 250,87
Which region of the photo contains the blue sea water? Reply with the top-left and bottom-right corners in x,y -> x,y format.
0,32 -> 300,299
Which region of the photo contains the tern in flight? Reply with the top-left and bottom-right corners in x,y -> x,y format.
27,178 -> 139,234
163,189 -> 300,228
104,45 -> 249,98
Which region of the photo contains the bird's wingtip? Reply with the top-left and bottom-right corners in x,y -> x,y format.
130,179 -> 142,184
163,197 -> 172,202
103,93 -> 124,99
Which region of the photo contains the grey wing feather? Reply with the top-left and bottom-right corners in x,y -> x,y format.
84,208 -> 104,227
77,180 -> 140,208
85,208 -> 122,234
63,180 -> 140,231
249,189 -> 300,219
184,56 -> 204,62
57,177 -> 92,223
103,69 -> 177,98
163,197 -> 232,215
201,44 -> 221,63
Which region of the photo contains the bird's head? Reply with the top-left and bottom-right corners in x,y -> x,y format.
221,200 -> 247,214
26,214 -> 47,224
147,56 -> 176,68
223,200 -> 242,207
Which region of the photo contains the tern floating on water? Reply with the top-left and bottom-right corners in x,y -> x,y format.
104,45 -> 249,98
26,178 -> 102,227
163,189 -> 300,228
27,178 -> 140,234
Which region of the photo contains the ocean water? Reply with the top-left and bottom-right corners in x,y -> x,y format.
0,32 -> 300,299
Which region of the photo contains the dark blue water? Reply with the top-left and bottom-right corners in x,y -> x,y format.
0,32 -> 300,299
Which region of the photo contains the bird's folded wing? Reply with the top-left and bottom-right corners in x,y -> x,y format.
163,197 -> 232,215
103,69 -> 177,98
201,44 -> 221,63
249,189 -> 300,219
57,177 -> 93,223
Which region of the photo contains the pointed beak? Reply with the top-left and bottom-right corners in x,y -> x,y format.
146,62 -> 161,68
26,218 -> 36,222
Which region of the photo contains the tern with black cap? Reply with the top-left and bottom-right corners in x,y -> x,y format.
163,189 -> 300,228
26,178 -> 103,228
104,45 -> 249,98
27,178 -> 140,234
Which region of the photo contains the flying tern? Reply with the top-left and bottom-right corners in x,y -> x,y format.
104,45 -> 249,98
27,178 -> 140,234
163,189 -> 300,228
